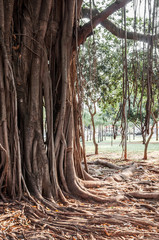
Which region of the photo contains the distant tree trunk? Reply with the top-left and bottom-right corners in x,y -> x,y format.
98,126 -> 99,143
142,129 -> 147,145
109,125 -> 111,134
92,121 -> 98,154
90,126 -> 92,141
100,126 -> 102,142
129,126 -> 131,142
144,121 -> 156,160
111,128 -> 113,146
87,103 -> 98,154
156,122 -> 158,141
105,126 -> 107,140
98,125 -> 101,143
102,125 -> 104,141
87,127 -> 89,141
133,126 -> 135,140
104,127 -> 106,140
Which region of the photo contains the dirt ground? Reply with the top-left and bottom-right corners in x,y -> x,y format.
0,152 -> 159,240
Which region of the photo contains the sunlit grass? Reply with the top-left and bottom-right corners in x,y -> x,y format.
85,135 -> 159,155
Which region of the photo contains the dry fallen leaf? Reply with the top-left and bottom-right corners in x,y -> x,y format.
103,224 -> 111,236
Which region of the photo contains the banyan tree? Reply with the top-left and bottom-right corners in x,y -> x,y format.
0,0 -> 158,205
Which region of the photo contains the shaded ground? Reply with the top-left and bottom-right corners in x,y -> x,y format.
0,152 -> 159,239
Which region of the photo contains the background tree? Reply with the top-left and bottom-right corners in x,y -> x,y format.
81,1 -> 159,159
83,108 -> 91,141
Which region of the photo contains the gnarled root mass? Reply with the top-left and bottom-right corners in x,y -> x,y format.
0,156 -> 159,239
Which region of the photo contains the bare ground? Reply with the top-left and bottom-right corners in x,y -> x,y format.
0,151 -> 159,240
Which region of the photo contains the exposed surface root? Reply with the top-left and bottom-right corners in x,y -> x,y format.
126,191 -> 159,200
88,159 -> 123,169
1,154 -> 159,239
83,170 -> 98,180
79,179 -> 106,188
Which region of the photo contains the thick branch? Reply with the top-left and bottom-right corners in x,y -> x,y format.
82,7 -> 159,44
77,0 -> 132,47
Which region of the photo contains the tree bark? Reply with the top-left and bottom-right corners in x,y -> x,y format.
82,8 -> 159,44
0,0 -> 148,204
77,0 -> 132,48
144,120 -> 156,160
88,103 -> 98,155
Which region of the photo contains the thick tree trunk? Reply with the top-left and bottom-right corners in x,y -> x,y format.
0,0 -> 149,205
0,0 -> 71,202
1,0 -> 99,203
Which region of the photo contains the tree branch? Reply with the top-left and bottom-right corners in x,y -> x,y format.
81,8 -> 159,44
77,0 -> 132,47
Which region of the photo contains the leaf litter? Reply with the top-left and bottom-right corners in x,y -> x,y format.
0,151 -> 159,239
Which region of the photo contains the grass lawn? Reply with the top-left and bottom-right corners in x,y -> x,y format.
85,135 -> 159,155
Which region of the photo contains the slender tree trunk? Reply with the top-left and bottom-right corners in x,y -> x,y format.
144,121 -> 156,160
129,126 -> 131,142
87,127 -> 89,141
87,102 -> 98,154
91,114 -> 98,154
133,125 -> 135,140
111,127 -> 113,146
98,125 -> 100,143
156,122 -> 158,141
90,126 -> 92,141
102,125 -> 104,141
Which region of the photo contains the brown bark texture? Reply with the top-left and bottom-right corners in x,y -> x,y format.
0,0 -> 135,203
